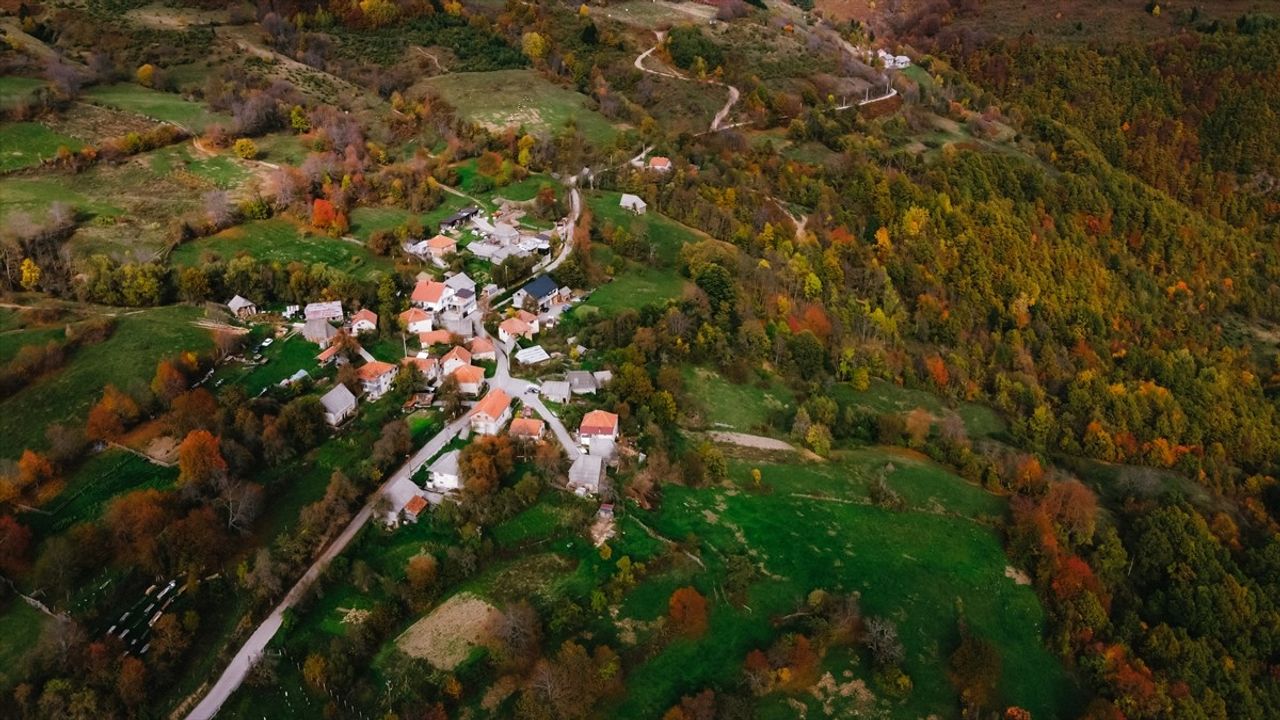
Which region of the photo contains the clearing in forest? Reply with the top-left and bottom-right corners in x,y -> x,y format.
396,592 -> 496,670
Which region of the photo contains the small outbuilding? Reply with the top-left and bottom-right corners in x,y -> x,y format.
619,193 -> 647,214
227,295 -> 257,318
569,454 -> 604,496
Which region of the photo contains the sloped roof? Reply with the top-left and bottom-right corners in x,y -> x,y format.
429,449 -> 460,476
412,280 -> 449,304
405,495 -> 429,516
472,388 -> 511,421
427,234 -> 455,250
418,329 -> 453,346
469,337 -> 495,354
356,360 -> 396,381
569,454 -> 604,489
305,300 -> 343,320
352,308 -> 378,326
515,345 -> 550,365
500,317 -> 531,336
521,274 -> 558,300
509,417 -> 545,438
452,364 -> 485,385
227,295 -> 255,313
442,345 -> 472,366
320,383 -> 357,416
580,409 -> 619,436
400,307 -> 431,324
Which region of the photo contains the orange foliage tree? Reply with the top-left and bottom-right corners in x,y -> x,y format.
668,586 -> 708,637
177,429 -> 228,493
86,385 -> 141,442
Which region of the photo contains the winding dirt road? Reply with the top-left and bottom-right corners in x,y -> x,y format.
634,32 -> 741,135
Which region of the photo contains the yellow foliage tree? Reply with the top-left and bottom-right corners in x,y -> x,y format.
20,258 -> 41,291
522,31 -> 548,61
136,64 -> 156,87
232,138 -> 258,160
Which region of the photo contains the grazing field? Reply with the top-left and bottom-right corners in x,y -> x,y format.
147,144 -> 249,188
211,332 -> 327,397
617,454 -> 1080,719
0,304 -> 214,461
0,121 -> 83,172
85,83 -> 230,132
170,218 -> 395,279
681,366 -> 795,433
0,600 -> 51,686
831,378 -> 1007,439
22,449 -> 178,536
583,263 -> 690,314
349,193 -> 474,240
0,323 -> 65,364
419,69 -> 619,143
0,76 -> 45,109
588,190 -> 705,264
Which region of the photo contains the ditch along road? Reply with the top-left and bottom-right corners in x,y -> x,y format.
183,183 -> 583,720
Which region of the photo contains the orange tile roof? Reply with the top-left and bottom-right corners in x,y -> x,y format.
648,156 -> 672,169
405,495 -> 429,515
452,364 -> 485,385
356,360 -> 396,381
316,345 -> 340,364
500,317 -> 531,336
515,309 -> 538,324
352,308 -> 378,325
580,409 -> 619,436
472,388 -> 511,420
442,345 -> 472,365
400,307 -> 430,324
401,356 -> 438,373
427,234 -> 455,250
411,279 -> 448,304
509,417 -> 545,437
418,329 -> 452,346
469,337 -> 495,354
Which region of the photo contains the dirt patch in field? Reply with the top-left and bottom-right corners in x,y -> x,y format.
1005,566 -> 1032,586
708,431 -> 794,452
43,103 -> 162,144
396,592 -> 496,670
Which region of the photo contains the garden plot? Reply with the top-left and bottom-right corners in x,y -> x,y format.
395,592 -> 496,670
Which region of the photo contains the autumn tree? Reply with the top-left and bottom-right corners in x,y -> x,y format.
177,429 -> 228,495
949,623 -> 1002,718
406,553 -> 438,598
459,435 -> 515,496
0,514 -> 33,575
668,586 -> 708,637
86,385 -> 141,441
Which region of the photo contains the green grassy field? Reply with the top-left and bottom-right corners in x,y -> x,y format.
148,144 -> 249,188
0,599 -> 51,686
0,121 -> 84,172
0,305 -> 214,461
588,190 -> 705,265
349,193 -> 475,240
171,218 -> 395,279
0,76 -> 45,109
0,323 -> 65,364
617,454 -> 1080,719
831,378 -> 1007,439
23,450 -> 179,537
680,366 -> 795,433
211,332 -> 327,396
85,83 -> 230,132
420,69 -> 619,144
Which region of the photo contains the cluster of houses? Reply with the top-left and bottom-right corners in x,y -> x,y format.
403,204 -> 557,267
876,48 -> 911,70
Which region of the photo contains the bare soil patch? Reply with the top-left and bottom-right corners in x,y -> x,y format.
707,431 -> 794,452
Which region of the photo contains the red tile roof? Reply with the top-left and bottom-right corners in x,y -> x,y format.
418,329 -> 452,346
427,234 -> 455,250
356,360 -> 396,381
580,409 -> 619,436
411,280 -> 448,304
352,308 -> 378,326
452,364 -> 485,385
469,337 -> 495,354
472,388 -> 511,421
405,495 -> 429,516
442,345 -> 472,366
509,417 -> 545,438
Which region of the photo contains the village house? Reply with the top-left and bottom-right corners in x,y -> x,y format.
356,360 -> 398,400
513,274 -> 560,310
569,454 -> 604,496
619,193 -> 647,214
427,234 -> 456,261
593,370 -> 613,388
227,295 -> 257,318
399,307 -> 433,335
418,329 -> 453,347
316,344 -> 342,367
401,355 -> 439,386
411,279 -> 451,312
444,273 -> 478,315
439,206 -> 479,232
403,495 -> 429,523
427,450 -> 461,492
647,156 -> 672,173
452,364 -> 486,396
579,409 -> 620,445
514,345 -> 550,365
509,416 -> 545,441
304,318 -> 338,347
350,308 -> 378,335
441,345 -> 473,375
470,388 -> 512,436
320,383 -> 358,426
305,300 -> 344,321
540,380 -> 571,404
468,337 -> 496,362
567,371 -> 598,395
499,316 -> 534,344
